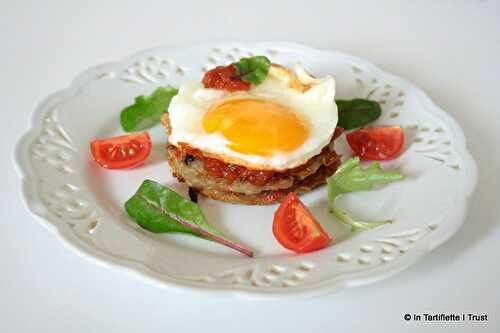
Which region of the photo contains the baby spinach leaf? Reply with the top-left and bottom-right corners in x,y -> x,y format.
234,56 -> 271,85
336,99 -> 382,130
125,180 -> 253,257
327,157 -> 403,232
120,86 -> 178,132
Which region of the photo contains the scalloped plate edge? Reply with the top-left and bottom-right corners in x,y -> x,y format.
13,41 -> 478,299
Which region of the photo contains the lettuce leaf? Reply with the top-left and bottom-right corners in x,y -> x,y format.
327,158 -> 403,232
336,99 -> 382,130
234,56 -> 271,85
120,86 -> 178,132
125,180 -> 253,257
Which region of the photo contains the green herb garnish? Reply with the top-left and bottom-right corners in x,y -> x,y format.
336,98 -> 382,130
120,86 -> 178,132
234,56 -> 271,85
124,180 -> 253,257
327,157 -> 403,232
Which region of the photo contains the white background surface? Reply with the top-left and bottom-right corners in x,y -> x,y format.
2,1 -> 499,332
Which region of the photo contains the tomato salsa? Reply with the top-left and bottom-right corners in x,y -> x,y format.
179,144 -> 274,186
202,64 -> 251,92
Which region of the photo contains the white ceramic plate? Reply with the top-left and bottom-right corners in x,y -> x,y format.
15,42 -> 477,299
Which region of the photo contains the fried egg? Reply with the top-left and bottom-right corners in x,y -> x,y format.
167,63 -> 338,171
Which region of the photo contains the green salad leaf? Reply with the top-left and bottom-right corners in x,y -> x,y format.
120,86 -> 178,132
234,56 -> 271,85
327,157 -> 403,232
124,180 -> 253,257
336,98 -> 382,130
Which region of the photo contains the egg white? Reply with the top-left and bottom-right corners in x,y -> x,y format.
167,64 -> 338,171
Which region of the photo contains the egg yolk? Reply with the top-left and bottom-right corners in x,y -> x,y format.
203,99 -> 308,156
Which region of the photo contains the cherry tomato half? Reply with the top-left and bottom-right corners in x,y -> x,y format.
273,192 -> 331,254
346,126 -> 404,161
90,132 -> 152,169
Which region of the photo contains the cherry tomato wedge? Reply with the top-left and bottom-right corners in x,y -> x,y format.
346,126 -> 404,161
90,132 -> 152,169
273,192 -> 331,254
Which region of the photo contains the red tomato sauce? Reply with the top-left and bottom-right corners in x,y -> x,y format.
173,127 -> 343,187
179,144 -> 275,186
202,64 -> 250,92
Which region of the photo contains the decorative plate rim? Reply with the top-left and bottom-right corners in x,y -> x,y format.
14,41 -> 478,299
